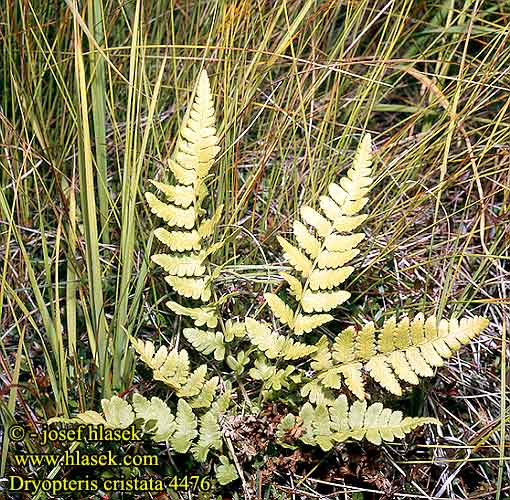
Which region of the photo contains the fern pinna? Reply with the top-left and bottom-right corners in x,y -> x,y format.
55,69 -> 489,489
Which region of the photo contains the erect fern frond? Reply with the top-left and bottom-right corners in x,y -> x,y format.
312,314 -> 489,399
277,396 -> 440,451
146,70 -> 226,348
265,134 -> 373,336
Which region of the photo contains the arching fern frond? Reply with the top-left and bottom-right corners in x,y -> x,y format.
277,395 -> 440,451
312,314 -> 489,399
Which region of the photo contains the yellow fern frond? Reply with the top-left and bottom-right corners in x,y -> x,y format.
293,313 -> 333,335
301,289 -> 351,313
267,134 -> 373,337
264,293 -> 294,327
165,276 -> 211,301
315,314 -> 489,399
154,228 -> 201,252
145,192 -> 196,229
147,70 -> 223,330
151,253 -> 206,277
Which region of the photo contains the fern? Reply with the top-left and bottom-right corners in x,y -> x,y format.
121,70 -> 489,490
277,395 -> 440,451
171,399 -> 198,453
267,133 -> 373,334
191,410 -> 223,462
311,314 -> 489,399
146,69 -> 226,360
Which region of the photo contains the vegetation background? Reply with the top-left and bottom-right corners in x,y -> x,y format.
0,0 -> 508,498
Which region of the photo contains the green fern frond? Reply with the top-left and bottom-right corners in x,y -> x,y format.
132,393 -> 176,441
191,410 -> 222,462
313,314 -> 489,399
277,395 -> 440,451
183,328 -> 225,360
170,399 -> 198,453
